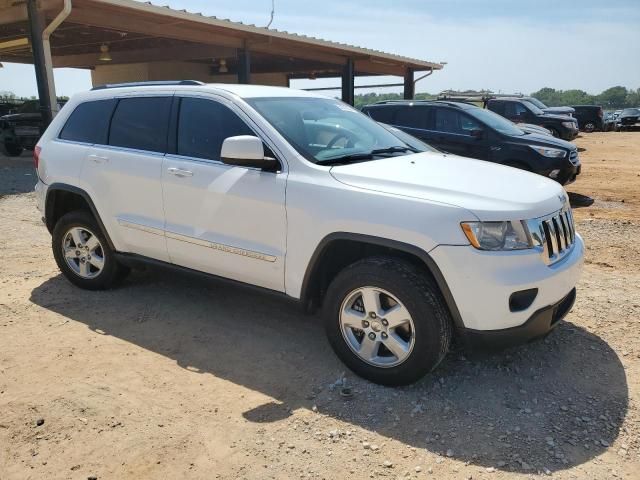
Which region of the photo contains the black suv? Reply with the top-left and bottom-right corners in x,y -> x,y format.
362,100 -> 581,185
617,108 -> 640,130
571,105 -> 604,132
524,97 -> 575,117
0,100 -> 65,156
486,98 -> 579,141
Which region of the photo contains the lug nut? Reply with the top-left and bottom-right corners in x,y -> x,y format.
381,332 -> 388,339
369,312 -> 377,319
381,319 -> 388,326
368,332 -> 376,340
362,320 -> 370,328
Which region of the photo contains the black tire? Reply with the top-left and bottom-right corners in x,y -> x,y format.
547,127 -> 560,138
583,122 -> 596,133
3,141 -> 23,157
52,210 -> 129,290
323,256 -> 452,386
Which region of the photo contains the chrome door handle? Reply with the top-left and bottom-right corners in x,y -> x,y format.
167,167 -> 193,177
88,154 -> 109,163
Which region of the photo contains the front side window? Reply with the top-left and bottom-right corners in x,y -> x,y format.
246,97 -> 417,164
434,107 -> 480,135
108,96 -> 172,153
59,99 -> 116,144
504,102 -> 529,117
177,97 -> 254,161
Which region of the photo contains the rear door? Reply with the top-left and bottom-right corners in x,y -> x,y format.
81,94 -> 172,261
431,106 -> 490,159
161,95 -> 287,291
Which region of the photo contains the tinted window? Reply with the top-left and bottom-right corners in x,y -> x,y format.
504,101 -> 529,117
59,99 -> 116,144
434,108 -> 480,135
395,106 -> 429,129
488,101 -> 504,115
177,97 -> 254,161
365,106 -> 396,123
109,97 -> 172,152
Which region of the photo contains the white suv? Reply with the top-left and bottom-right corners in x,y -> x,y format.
34,81 -> 584,385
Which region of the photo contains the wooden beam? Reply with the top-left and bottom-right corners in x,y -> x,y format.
0,37 -> 29,53
51,44 -> 236,68
0,0 -> 62,25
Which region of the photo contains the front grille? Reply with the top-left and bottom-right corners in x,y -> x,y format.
568,150 -> 579,166
528,208 -> 576,265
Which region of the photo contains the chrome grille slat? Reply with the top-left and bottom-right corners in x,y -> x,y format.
531,206 -> 577,265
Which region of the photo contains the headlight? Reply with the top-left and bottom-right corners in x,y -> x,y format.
562,121 -> 576,129
528,145 -> 566,158
461,221 -> 532,251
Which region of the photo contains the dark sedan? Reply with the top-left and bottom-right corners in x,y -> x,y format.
617,108 -> 640,131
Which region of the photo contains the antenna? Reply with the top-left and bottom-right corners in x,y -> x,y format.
265,0 -> 275,28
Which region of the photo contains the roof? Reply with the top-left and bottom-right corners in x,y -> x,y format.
0,0 -> 444,76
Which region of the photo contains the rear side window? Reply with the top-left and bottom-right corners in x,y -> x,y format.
177,97 -> 254,161
365,106 -> 396,124
395,106 -> 429,129
487,101 -> 504,115
109,97 -> 172,153
59,99 -> 116,144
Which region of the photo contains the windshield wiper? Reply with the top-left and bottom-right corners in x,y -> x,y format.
317,146 -> 419,165
371,146 -> 420,154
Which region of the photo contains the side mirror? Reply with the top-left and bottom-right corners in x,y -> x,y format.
221,135 -> 279,171
470,128 -> 484,139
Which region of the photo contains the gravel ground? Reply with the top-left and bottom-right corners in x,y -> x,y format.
1,133 -> 639,479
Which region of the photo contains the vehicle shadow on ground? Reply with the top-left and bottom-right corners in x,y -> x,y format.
30,268 -> 628,474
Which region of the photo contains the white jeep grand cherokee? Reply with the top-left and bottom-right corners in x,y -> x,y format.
34,81 -> 584,385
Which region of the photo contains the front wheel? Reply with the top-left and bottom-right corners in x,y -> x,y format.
323,257 -> 452,386
548,127 -> 560,138
52,210 -> 129,290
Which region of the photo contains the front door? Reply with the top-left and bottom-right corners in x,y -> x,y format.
161,95 -> 287,292
431,107 -> 490,160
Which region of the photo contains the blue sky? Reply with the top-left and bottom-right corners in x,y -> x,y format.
1,0 -> 639,98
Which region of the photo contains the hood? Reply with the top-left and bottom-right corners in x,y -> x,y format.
540,112 -> 576,122
520,132 -> 576,150
543,106 -> 575,115
330,152 -> 567,221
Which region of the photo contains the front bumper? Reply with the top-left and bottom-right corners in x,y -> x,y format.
561,126 -> 579,141
429,233 -> 584,334
459,288 -> 576,348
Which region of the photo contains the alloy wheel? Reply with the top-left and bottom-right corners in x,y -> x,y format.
62,226 -> 105,279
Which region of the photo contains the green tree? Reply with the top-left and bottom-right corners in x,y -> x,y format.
596,86 -> 628,109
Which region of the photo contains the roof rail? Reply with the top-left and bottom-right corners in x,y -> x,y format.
373,99 -> 434,105
437,90 -> 524,102
91,80 -> 205,91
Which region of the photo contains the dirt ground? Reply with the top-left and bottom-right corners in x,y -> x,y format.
1,133 -> 639,480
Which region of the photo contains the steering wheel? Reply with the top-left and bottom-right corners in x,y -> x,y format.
326,132 -> 355,149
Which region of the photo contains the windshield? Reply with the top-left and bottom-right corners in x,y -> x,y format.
246,97 -> 418,164
468,107 -> 526,136
521,100 -> 545,115
527,97 -> 547,109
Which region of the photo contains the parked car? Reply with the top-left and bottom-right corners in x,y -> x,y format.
524,97 -> 575,117
617,108 -> 640,130
485,98 -> 579,140
35,81 -> 583,386
0,99 -> 65,156
603,112 -> 617,132
362,100 -> 581,185
571,105 -> 604,133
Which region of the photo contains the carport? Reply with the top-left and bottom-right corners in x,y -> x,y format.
0,0 -> 444,124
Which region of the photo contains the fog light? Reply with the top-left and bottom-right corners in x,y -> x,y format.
549,169 -> 560,179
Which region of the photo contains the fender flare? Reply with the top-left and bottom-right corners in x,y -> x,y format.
300,232 -> 465,330
45,183 -> 116,251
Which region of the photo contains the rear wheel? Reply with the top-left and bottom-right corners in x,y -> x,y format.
52,210 -> 129,290
583,122 -> 596,133
323,257 -> 452,386
2,141 -> 23,157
